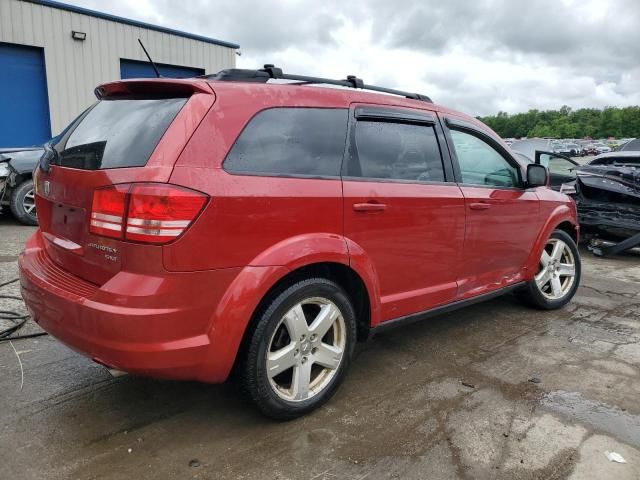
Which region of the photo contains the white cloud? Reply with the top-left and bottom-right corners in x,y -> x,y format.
67,0 -> 640,116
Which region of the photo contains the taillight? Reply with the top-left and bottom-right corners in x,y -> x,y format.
126,184 -> 207,243
90,185 -> 128,239
89,183 -> 208,244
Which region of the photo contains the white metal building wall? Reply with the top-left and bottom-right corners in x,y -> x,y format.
0,0 -> 237,134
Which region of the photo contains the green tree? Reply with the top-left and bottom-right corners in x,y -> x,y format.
479,106 -> 640,139
528,122 -> 554,138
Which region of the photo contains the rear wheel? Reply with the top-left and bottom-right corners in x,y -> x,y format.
519,229 -> 580,309
10,179 -> 38,226
242,278 -> 356,420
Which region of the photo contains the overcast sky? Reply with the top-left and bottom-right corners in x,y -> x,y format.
70,0 -> 639,116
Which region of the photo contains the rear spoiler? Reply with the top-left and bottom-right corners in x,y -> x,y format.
95,79 -> 213,99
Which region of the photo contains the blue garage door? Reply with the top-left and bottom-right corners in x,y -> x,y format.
120,59 -> 205,79
0,43 -> 51,147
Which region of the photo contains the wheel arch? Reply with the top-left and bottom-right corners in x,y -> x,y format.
14,172 -> 33,185
246,233 -> 382,334
228,262 -> 373,379
254,262 -> 372,341
555,220 -> 578,244
198,236 -> 381,383
524,205 -> 579,278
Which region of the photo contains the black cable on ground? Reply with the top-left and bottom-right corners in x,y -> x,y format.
0,277 -> 48,342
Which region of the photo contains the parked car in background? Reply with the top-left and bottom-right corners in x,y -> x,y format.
594,143 -> 612,154
563,151 -> 640,256
19,68 -> 581,419
583,144 -> 599,156
565,143 -> 583,156
554,144 -> 573,156
0,147 -> 43,225
0,111 -> 85,225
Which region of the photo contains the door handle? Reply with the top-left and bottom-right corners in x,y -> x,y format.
353,202 -> 387,212
469,202 -> 491,210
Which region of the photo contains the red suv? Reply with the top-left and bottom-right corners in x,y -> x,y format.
19,66 -> 581,419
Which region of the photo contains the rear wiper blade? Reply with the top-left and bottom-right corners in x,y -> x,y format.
39,144 -> 59,173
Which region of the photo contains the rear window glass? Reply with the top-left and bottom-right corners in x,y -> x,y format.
54,98 -> 186,169
224,108 -> 348,177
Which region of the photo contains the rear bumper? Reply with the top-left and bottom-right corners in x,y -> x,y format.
18,230 -> 243,382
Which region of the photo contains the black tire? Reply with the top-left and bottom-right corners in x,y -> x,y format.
10,179 -> 38,226
241,278 -> 357,420
519,229 -> 581,310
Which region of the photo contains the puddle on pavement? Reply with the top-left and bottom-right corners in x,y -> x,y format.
541,390 -> 640,447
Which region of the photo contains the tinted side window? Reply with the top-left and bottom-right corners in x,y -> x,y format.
450,130 -> 519,188
56,98 -> 187,170
348,121 -> 445,182
224,108 -> 348,177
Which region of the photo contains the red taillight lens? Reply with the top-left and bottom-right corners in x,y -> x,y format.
89,183 -> 208,244
125,184 -> 207,243
89,185 -> 128,239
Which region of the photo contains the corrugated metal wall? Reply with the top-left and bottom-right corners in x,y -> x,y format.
0,0 -> 236,134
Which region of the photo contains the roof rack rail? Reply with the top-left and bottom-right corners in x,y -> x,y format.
204,64 -> 433,103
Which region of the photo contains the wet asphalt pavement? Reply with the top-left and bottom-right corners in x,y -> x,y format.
1,213 -> 639,480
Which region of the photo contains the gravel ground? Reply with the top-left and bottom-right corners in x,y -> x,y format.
0,212 -> 639,480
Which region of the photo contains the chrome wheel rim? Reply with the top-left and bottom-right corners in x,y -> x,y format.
23,188 -> 37,217
535,238 -> 576,300
266,297 -> 346,402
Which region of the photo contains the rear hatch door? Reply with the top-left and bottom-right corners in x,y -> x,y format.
34,80 -> 215,285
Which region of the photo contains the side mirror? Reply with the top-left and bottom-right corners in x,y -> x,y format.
527,163 -> 548,188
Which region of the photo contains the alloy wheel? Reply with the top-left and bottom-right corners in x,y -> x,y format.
23,188 -> 37,217
266,297 -> 346,402
535,238 -> 576,300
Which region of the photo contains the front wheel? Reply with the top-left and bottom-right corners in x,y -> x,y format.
242,278 -> 357,420
10,179 -> 38,226
519,229 -> 581,310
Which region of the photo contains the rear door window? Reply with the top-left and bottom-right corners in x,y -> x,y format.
54,98 -> 187,170
223,108 -> 348,177
345,121 -> 445,182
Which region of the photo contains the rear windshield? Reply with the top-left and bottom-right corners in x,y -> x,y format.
54,98 -> 186,170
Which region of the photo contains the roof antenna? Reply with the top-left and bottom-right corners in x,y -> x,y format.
138,38 -> 161,78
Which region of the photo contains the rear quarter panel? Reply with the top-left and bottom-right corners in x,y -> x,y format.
166,83 -> 353,271
164,169 -> 344,270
